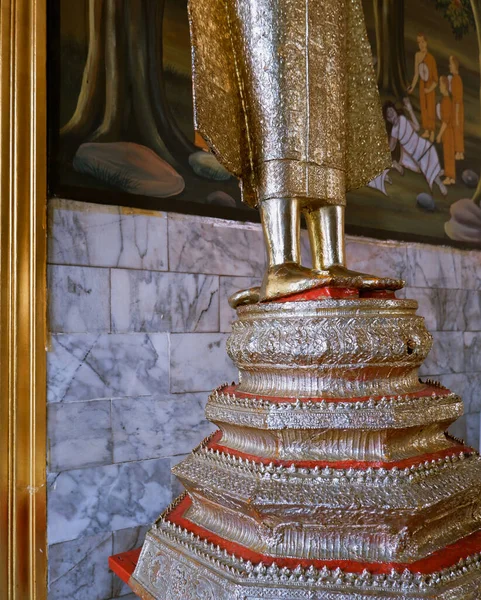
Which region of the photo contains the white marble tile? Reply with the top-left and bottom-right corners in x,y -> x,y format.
464,332 -> 481,373
405,245 -> 462,289
404,288 -> 468,332
460,250 -> 481,291
48,400 -> 112,472
345,239 -> 408,281
47,333 -> 169,403
170,333 -> 237,393
48,265 -> 110,333
48,198 -> 168,271
219,276 -> 262,333
48,532 -> 113,600
464,291 -> 481,331
466,412 -> 480,451
112,526 -> 149,597
111,270 -> 219,333
168,214 -> 266,277
48,457 -> 171,545
462,373 -> 481,414
420,332 -> 464,376
112,394 -> 214,463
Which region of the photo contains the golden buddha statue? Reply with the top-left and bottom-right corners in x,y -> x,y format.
188,0 -> 403,306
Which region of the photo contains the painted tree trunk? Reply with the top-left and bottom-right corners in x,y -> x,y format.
373,0 -> 408,99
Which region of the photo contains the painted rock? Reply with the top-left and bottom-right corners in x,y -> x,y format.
189,151 -> 231,181
73,142 -> 185,197
416,193 -> 436,211
206,191 -> 237,208
445,198 -> 481,242
462,169 -> 479,188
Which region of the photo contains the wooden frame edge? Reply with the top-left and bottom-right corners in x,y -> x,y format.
0,0 -> 48,598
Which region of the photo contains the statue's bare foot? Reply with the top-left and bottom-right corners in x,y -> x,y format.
259,263 -> 332,302
229,286 -> 261,309
322,265 -> 404,291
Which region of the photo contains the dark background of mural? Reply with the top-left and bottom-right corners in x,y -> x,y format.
48,0 -> 481,247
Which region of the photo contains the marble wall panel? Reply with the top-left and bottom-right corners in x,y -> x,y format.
461,251 -> 481,290
404,288 -> 469,332
168,214 -> 266,277
405,246 -> 462,289
48,400 -> 112,472
112,526 -> 149,597
48,265 -> 111,333
48,457 -> 171,545
219,276 -> 262,333
111,394 -> 214,463
466,413 -> 481,450
465,333 -> 481,373
420,331 -> 465,376
48,532 -> 113,600
47,333 -> 169,403
345,238 -> 408,281
170,333 -> 237,393
49,199 -> 168,271
111,270 -> 219,333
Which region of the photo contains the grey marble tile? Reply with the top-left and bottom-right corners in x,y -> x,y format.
405,245 -> 462,289
422,373 -> 468,398
466,412 -> 480,451
170,333 -> 237,393
219,276 -> 262,333
345,239 -> 408,281
48,457 -> 171,545
460,250 -> 481,291
112,595 -> 137,600
168,214 -> 266,277
464,332 -> 481,372
464,290 -> 481,331
48,265 -> 110,334
112,526 -> 149,597
112,394 -> 214,463
48,532 -> 113,600
111,270 -> 219,333
420,332 -> 464,376
48,198 -> 168,271
47,333 -> 169,403
404,288 -> 468,332
462,373 -> 481,414
48,400 -> 112,472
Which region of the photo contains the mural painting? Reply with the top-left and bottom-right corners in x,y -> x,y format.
49,0 -> 481,246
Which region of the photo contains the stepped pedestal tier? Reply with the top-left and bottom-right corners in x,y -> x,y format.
131,291 -> 481,599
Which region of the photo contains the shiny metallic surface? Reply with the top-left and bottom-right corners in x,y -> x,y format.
131,0 -> 481,596
188,0 -> 401,302
228,299 -> 432,398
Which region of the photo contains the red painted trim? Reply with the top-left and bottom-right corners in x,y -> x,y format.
269,287 -> 360,303
109,547 -> 141,585
207,431 -> 471,470
220,384 -> 450,405
167,495 -> 481,575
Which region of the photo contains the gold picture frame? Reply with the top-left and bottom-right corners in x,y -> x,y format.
0,1 -> 48,598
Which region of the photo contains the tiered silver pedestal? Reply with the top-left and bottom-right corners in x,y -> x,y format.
131,295 -> 481,599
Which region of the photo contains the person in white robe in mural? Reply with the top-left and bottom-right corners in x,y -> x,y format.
381,100 -> 447,196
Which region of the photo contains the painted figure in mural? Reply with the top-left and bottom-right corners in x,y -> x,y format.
449,56 -> 465,161
408,33 -> 439,143
437,76 -> 456,185
188,0 -> 403,305
383,101 -> 447,196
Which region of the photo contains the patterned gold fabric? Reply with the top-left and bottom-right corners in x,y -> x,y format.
188,0 -> 391,208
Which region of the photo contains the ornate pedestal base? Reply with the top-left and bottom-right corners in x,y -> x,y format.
131,295 -> 481,599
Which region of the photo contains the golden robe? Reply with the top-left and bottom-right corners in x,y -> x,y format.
419,53 -> 438,133
188,0 -> 391,208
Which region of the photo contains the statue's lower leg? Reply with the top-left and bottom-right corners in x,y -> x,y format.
305,205 -> 404,291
